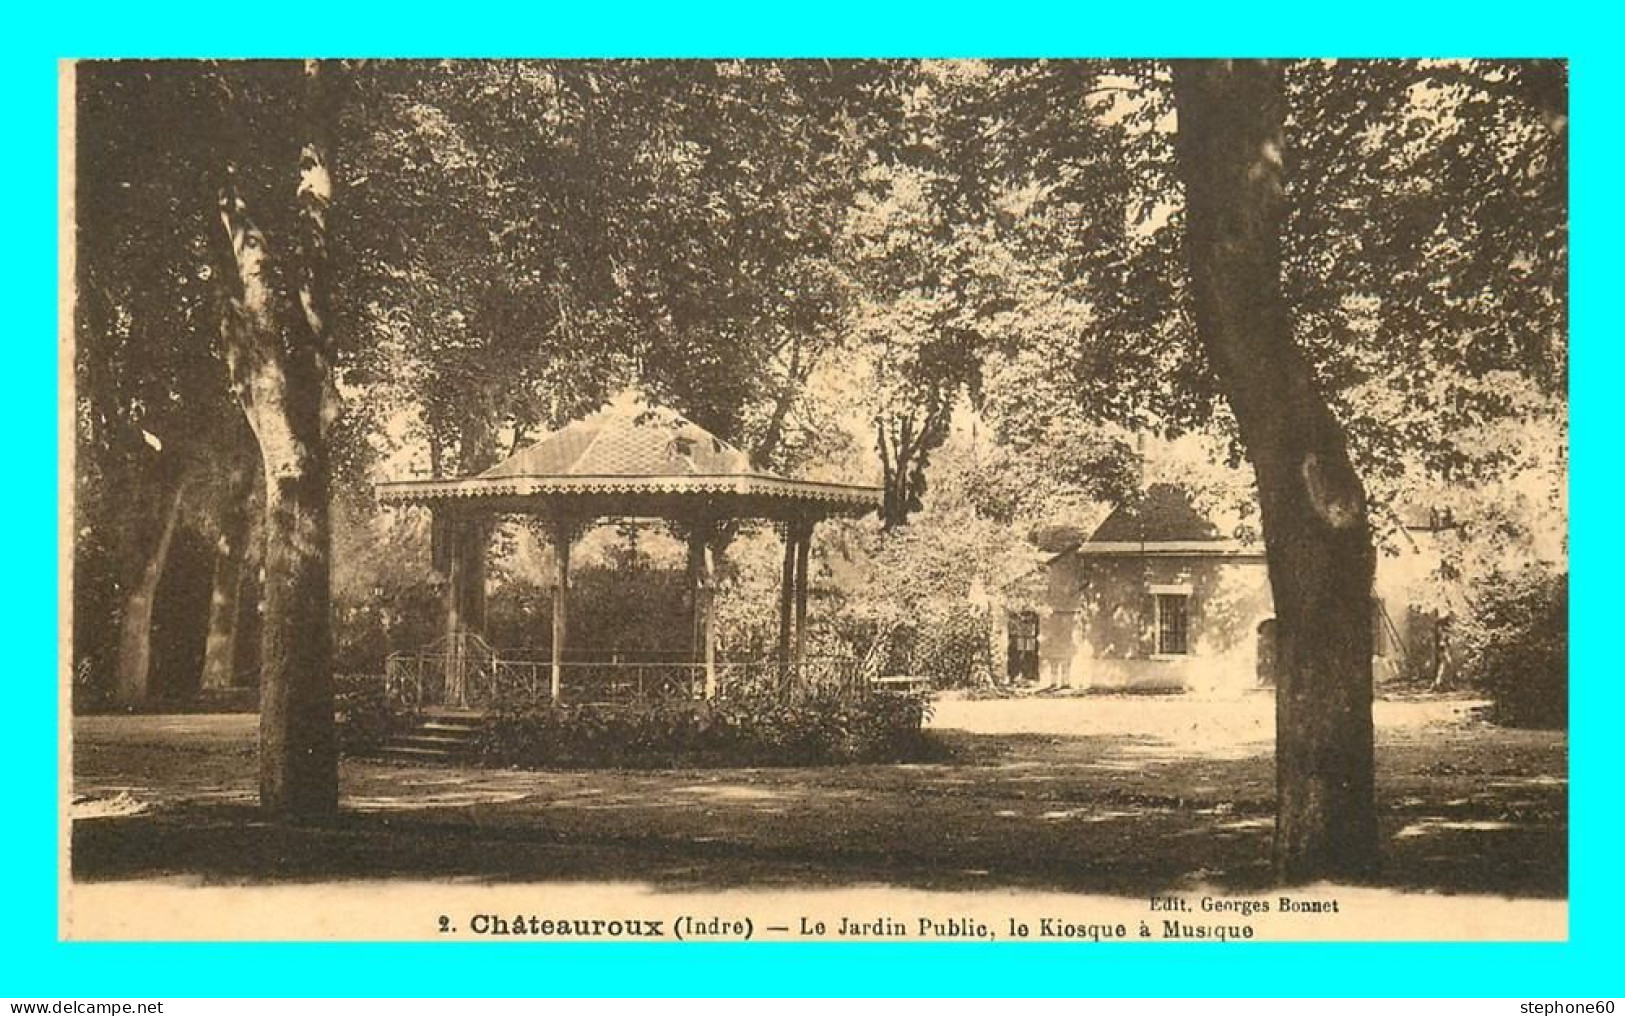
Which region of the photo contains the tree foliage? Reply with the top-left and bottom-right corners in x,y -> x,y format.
1282,60 -> 1567,512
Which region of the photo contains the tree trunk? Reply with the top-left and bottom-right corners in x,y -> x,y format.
1170,59 -> 1379,882
876,414 -> 912,529
446,409 -> 497,641
199,483 -> 251,692
448,516 -> 489,637
751,334 -> 806,468
112,481 -> 186,707
211,60 -> 340,821
875,400 -> 953,529
256,467 -> 337,816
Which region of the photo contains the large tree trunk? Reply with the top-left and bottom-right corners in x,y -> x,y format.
212,60 -> 340,821
256,466 -> 336,817
1170,60 -> 1379,882
112,480 -> 186,706
443,405 -> 498,644
441,508 -> 491,703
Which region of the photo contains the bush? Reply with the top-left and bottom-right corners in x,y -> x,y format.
335,673 -> 410,755
477,688 -> 932,769
849,606 -> 993,690
1460,567 -> 1567,729
909,605 -> 993,688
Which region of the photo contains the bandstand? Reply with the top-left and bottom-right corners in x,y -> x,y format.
375,399 -> 883,709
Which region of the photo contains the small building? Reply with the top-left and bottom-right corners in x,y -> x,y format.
1013,484 -> 1442,695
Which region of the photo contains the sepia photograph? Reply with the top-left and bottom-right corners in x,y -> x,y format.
62,57 -> 1568,945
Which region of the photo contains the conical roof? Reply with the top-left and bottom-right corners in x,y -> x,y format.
480,401 -> 757,481
377,395 -> 881,523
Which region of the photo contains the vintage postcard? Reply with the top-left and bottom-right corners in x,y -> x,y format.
61,57 -> 1568,944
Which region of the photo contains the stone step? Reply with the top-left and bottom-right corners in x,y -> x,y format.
378,711 -> 487,764
377,744 -> 467,761
419,708 -> 485,720
418,721 -> 482,735
393,733 -> 475,748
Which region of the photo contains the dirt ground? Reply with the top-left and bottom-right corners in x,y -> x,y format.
69,692 -> 1567,899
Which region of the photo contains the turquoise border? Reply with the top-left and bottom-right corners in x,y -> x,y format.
12,1 -> 1614,996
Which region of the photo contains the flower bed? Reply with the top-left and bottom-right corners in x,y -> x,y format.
476,687 -> 932,769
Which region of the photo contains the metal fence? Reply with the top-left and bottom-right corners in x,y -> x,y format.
382,634 -> 868,711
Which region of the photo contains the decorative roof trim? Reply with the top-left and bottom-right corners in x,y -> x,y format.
376,473 -> 883,508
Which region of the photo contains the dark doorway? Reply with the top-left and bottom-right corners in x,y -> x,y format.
1255,617 -> 1277,687
1007,610 -> 1039,682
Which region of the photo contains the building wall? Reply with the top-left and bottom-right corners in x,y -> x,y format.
1032,542 -> 1437,693
1039,551 -> 1274,694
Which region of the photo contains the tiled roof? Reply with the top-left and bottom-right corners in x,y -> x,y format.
480,404 -> 756,480
1086,483 -> 1223,544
